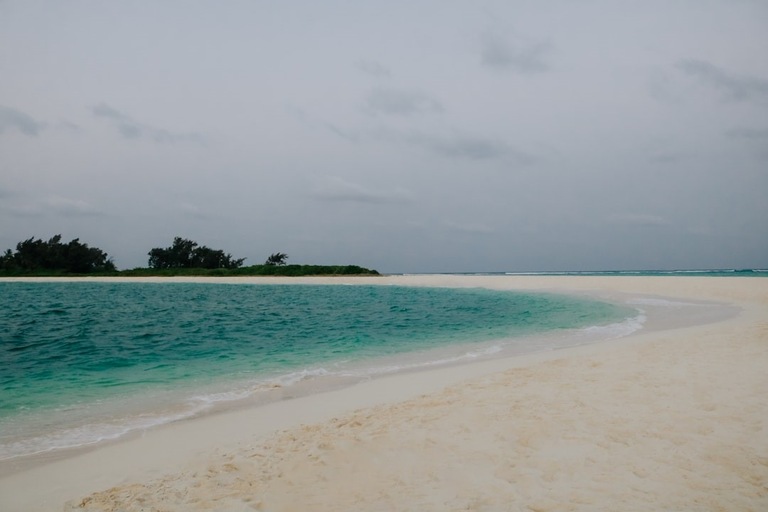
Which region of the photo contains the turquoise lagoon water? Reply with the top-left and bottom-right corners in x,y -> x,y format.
0,282 -> 636,461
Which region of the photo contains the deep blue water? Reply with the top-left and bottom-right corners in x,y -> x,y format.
0,282 -> 634,460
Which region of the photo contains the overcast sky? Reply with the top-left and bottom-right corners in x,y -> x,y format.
1,1 -> 766,272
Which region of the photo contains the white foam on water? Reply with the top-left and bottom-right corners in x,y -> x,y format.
576,312 -> 646,340
187,387 -> 261,406
0,404 -> 208,461
626,298 -> 703,307
338,344 -> 507,378
273,367 -> 333,386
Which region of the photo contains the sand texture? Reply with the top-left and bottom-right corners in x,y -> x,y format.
1,275 -> 766,511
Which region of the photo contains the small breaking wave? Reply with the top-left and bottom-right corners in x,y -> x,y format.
576,312 -> 646,340
0,404 -> 207,461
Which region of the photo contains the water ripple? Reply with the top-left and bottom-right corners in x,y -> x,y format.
0,281 -> 633,460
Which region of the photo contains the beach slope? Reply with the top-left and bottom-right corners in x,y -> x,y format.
1,275 -> 766,511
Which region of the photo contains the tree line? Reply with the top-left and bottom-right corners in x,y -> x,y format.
1,235 -> 116,274
147,237 -> 246,270
0,235 -> 377,276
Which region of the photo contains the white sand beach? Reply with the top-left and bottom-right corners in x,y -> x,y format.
1,275 -> 766,511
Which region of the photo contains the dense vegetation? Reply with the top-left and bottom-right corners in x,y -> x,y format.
0,235 -> 379,276
148,237 -> 245,270
265,252 -> 288,266
0,235 -> 116,274
120,264 -> 379,277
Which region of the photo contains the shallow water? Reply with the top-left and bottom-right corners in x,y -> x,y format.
0,282 -> 635,460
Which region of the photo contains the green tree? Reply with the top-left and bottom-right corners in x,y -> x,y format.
0,248 -> 16,271
0,235 -> 116,274
148,237 -> 245,269
265,252 -> 288,266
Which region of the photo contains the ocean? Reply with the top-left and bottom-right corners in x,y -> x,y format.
473,269 -> 767,277
1,281 -> 639,461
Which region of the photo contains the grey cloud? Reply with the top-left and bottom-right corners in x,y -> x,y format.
92,103 -> 125,120
607,213 -> 670,228
149,128 -> 200,144
676,59 -> 768,103
0,105 -> 45,136
726,127 -> 768,160
0,194 -> 103,218
45,196 -> 103,217
55,120 -> 81,132
0,204 -> 43,218
480,33 -> 550,73
407,131 -> 534,163
118,123 -> 142,139
323,124 -> 531,163
726,127 -> 768,140
320,120 -> 533,164
365,88 -> 443,116
356,60 -> 391,78
0,189 -> 40,218
173,202 -> 214,220
285,105 -> 361,143
649,153 -> 684,164
444,221 -> 495,234
324,123 -> 360,143
92,103 -> 204,144
647,69 -> 684,104
311,177 -> 412,205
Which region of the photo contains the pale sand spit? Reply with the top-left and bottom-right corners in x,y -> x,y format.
0,275 -> 766,511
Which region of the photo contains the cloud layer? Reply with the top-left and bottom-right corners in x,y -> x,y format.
676,59 -> 768,103
0,105 -> 44,136
92,103 -> 203,144
1,1 -> 765,272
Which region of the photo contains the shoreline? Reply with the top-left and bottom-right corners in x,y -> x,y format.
0,276 -> 730,465
1,275 -> 766,511
0,278 -> 642,467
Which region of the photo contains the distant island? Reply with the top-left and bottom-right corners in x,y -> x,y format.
0,235 -> 380,277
